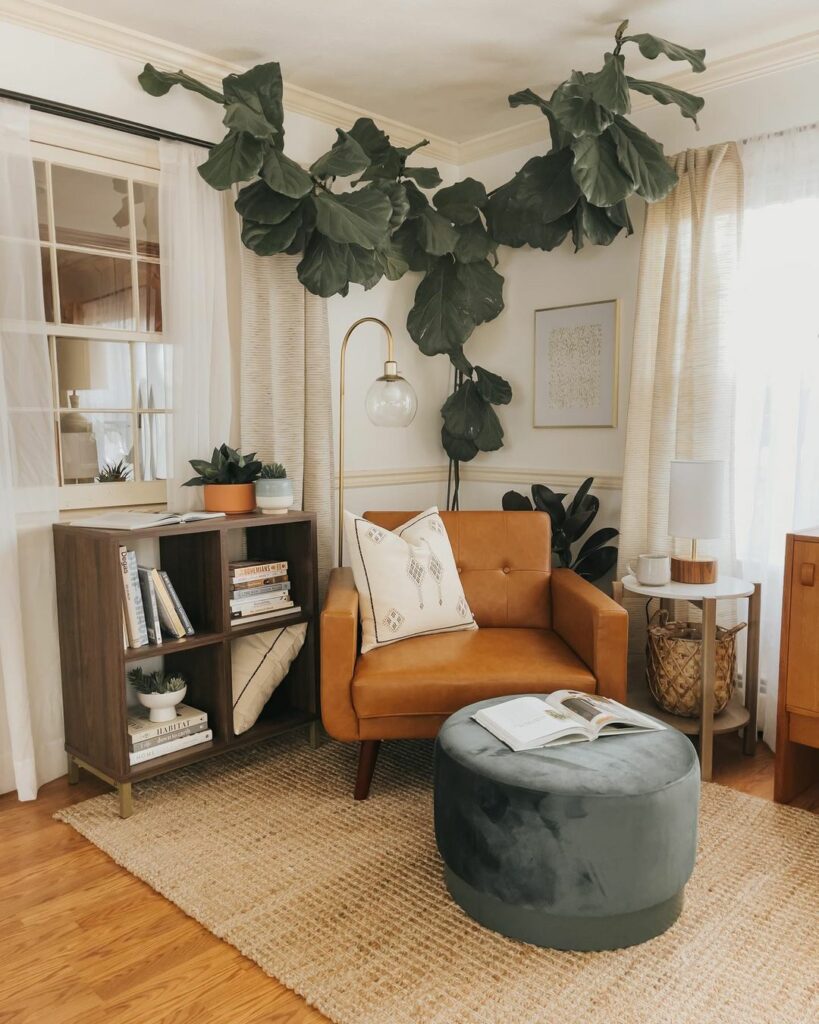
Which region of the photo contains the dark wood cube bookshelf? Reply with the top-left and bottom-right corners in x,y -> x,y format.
53,511 -> 319,816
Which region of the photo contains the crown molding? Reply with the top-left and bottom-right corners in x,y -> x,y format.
459,30 -> 819,164
3,2 -> 815,168
0,0 -> 460,164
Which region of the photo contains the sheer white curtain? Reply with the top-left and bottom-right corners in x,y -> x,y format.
0,100 -> 64,799
730,124 -> 819,748
159,141 -> 233,510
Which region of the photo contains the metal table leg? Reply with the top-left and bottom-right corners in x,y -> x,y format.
700,599 -> 717,781
743,583 -> 761,755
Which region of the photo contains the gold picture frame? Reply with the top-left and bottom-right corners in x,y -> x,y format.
533,298 -> 620,428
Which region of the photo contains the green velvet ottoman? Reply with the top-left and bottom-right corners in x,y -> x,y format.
434,696 -> 699,951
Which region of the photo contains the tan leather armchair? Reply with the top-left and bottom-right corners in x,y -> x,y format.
321,510 -> 627,798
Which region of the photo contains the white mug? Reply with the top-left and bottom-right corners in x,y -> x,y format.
628,554 -> 671,587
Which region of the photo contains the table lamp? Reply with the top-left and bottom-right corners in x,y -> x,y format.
57,339 -> 105,482
337,317 -> 417,565
668,459 -> 724,584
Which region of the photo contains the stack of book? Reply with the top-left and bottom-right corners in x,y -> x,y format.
127,703 -> 212,766
229,559 -> 300,626
119,544 -> 195,649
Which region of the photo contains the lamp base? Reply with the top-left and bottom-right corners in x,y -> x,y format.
671,556 -> 717,585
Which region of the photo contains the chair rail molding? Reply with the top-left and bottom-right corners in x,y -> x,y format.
334,465 -> 623,491
1,1 -> 815,166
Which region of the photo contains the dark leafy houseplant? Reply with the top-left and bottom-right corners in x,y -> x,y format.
96,459 -> 131,482
138,20 -> 705,498
127,667 -> 187,694
502,478 -> 619,582
260,462 -> 287,478
183,443 -> 262,486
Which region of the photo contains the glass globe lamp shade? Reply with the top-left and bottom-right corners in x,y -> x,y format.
365,370 -> 417,427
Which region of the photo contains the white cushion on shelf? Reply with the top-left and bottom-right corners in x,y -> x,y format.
231,623 -> 308,735
344,506 -> 477,655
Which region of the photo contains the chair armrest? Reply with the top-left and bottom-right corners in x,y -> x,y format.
320,567 -> 361,741
551,568 -> 628,703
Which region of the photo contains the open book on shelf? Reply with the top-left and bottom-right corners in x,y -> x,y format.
473,691 -> 664,751
71,510 -> 226,531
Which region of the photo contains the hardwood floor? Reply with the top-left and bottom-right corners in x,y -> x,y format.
1,737 -> 817,1024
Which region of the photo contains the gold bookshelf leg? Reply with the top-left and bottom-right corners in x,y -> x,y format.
118,783 -> 133,819
307,720 -> 324,749
67,754 -> 80,784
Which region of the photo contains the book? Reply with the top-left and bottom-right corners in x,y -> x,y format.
230,560 -> 287,580
159,570 -> 195,636
230,591 -> 292,611
149,568 -> 186,639
230,605 -> 300,627
131,721 -> 210,753
128,728 -> 213,765
71,510 -> 226,530
232,575 -> 288,591
231,582 -> 291,600
473,691 -> 664,752
137,566 -> 163,646
126,703 -> 208,747
231,598 -> 294,618
119,546 -> 148,648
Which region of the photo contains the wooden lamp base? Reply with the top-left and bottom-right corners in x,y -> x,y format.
671,556 -> 717,585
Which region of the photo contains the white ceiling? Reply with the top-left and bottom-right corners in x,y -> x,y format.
45,0 -> 819,141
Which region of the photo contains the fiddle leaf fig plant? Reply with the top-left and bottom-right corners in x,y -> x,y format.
139,19 -> 705,490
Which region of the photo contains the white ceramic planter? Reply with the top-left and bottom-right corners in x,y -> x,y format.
137,684 -> 187,723
255,477 -> 294,515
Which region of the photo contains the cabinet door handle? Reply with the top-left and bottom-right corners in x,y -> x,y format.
800,563 -> 815,586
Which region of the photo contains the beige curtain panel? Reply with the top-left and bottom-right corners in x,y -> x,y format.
618,143 -> 744,665
239,250 -> 335,593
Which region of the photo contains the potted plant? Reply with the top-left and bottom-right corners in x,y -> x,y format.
96,459 -> 131,482
255,462 -> 294,515
184,444 -> 262,514
127,668 -> 187,723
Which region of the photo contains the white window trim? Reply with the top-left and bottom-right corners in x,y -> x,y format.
30,113 -> 168,511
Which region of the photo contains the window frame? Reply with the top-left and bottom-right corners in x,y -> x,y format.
30,118 -> 168,511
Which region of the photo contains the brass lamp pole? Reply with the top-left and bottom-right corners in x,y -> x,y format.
337,317 -> 418,565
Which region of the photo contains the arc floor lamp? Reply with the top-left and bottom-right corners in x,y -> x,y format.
337,317 -> 418,565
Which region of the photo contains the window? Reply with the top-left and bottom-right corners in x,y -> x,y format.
33,142 -> 167,508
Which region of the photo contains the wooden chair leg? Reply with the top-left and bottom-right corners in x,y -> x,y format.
354,740 -> 381,800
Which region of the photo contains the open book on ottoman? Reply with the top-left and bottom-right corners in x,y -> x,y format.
473,691 -> 664,751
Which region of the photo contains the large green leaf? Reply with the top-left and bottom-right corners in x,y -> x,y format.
309,129 -> 370,178
259,148 -> 313,198
531,484 -> 566,526
198,131 -> 265,190
235,180 -> 301,224
453,219 -> 497,264
621,33 -> 706,73
138,64 -> 225,103
441,379 -> 486,441
296,235 -> 355,297
441,427 -> 479,463
605,199 -> 634,233
455,260 -> 504,325
508,88 -> 572,151
433,178 -> 487,225
345,245 -> 382,289
475,402 -> 504,451
484,151 -> 580,250
222,63 -> 284,143
550,71 -> 613,138
627,77 -> 705,126
608,116 -> 678,202
475,366 -> 512,405
372,238 -> 410,281
241,207 -> 304,256
347,117 -> 393,161
371,181 -> 411,230
502,490 -> 534,511
403,180 -> 429,218
589,53 -> 630,115
416,207 -> 460,256
403,165 -> 443,189
577,526 -> 619,558
392,221 -> 432,272
312,188 -> 392,249
570,130 -> 635,206
571,197 -> 623,251
407,259 -> 475,356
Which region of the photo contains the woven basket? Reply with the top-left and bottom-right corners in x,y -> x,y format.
646,611 -> 746,717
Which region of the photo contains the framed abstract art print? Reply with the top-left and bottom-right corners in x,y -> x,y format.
533,299 -> 619,427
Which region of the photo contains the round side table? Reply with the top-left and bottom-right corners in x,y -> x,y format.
617,574 -> 761,781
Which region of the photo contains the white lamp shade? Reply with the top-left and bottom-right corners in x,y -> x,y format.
668,460 -> 724,539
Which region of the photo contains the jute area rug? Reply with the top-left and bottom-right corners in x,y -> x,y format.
57,736 -> 819,1024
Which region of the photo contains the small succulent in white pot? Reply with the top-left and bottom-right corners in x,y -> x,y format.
255,462 -> 294,515
128,668 -> 187,723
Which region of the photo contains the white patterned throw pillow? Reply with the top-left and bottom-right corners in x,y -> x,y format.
344,507 -> 477,654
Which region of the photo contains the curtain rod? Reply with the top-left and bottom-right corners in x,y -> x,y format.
0,88 -> 214,149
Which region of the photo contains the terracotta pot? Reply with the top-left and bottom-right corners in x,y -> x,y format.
203,483 -> 256,514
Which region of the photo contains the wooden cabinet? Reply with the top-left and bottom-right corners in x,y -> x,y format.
775,530 -> 819,802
